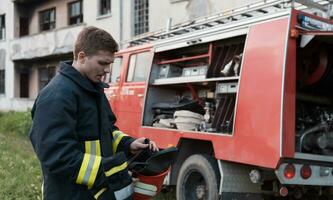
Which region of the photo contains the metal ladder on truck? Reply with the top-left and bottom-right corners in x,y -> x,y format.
124,0 -> 333,47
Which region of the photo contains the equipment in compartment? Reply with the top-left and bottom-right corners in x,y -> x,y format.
207,43 -> 244,78
150,81 -> 238,133
216,82 -> 238,94
221,53 -> 243,77
212,94 -> 236,134
151,97 -> 205,129
182,65 -> 208,77
152,117 -> 175,129
158,64 -> 182,78
147,38 -> 245,134
174,110 -> 204,131
296,101 -> 333,155
297,39 -> 333,93
154,65 -> 208,84
295,38 -> 333,156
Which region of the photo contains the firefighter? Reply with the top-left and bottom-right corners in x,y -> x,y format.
29,26 -> 158,200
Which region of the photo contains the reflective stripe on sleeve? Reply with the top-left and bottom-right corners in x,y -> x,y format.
95,140 -> 101,156
105,162 -> 128,177
114,183 -> 134,200
76,153 -> 102,188
85,140 -> 101,156
76,140 -> 102,188
94,188 -> 107,199
112,131 -> 128,153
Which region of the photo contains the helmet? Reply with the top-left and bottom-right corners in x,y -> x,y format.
133,168 -> 170,200
129,146 -> 178,200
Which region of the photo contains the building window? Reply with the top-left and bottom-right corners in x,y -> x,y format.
39,66 -> 56,90
134,0 -> 149,36
99,0 -> 111,16
69,0 -> 83,25
0,15 -> 5,40
126,52 -> 151,82
39,8 -> 56,31
0,70 -> 4,94
19,17 -> 29,37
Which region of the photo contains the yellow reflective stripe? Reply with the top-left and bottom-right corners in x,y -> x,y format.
76,153 -> 91,185
112,131 -> 127,153
87,140 -> 101,156
112,131 -> 128,138
85,141 -> 91,154
76,140 -> 102,187
94,187 -> 107,199
87,155 -> 102,189
95,140 -> 101,156
105,162 -> 128,177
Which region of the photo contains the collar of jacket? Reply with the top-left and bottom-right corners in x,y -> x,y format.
59,61 -> 109,95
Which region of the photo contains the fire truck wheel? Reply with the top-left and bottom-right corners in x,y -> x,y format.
176,154 -> 219,200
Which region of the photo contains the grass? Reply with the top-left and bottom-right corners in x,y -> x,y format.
0,111 -> 32,137
0,111 -> 175,199
0,111 -> 41,200
0,132 -> 42,200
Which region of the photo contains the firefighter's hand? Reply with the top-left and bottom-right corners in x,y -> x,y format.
130,137 -> 159,154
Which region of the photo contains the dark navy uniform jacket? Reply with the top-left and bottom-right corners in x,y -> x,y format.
29,61 -> 134,200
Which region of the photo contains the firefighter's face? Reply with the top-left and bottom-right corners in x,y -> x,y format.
79,50 -> 114,83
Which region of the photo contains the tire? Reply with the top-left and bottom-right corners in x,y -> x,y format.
176,154 -> 220,200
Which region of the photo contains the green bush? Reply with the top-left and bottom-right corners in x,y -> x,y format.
0,111 -> 32,137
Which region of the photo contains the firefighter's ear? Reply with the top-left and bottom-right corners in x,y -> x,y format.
77,51 -> 86,64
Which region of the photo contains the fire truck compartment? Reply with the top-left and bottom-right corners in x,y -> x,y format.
295,34 -> 333,157
143,36 -> 246,135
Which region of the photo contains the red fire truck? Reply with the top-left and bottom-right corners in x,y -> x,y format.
105,0 -> 333,199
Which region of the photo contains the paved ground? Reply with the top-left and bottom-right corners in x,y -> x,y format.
153,187 -> 176,200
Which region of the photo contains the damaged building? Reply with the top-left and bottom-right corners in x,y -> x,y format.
0,0 -> 256,111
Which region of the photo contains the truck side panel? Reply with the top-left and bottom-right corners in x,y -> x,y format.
138,18 -> 290,169
282,9 -> 297,158
231,17 -> 289,168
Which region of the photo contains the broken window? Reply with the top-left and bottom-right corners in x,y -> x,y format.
19,17 -> 29,37
134,0 -> 149,36
99,0 -> 111,16
0,14 -> 5,40
0,70 -> 4,94
69,0 -> 83,25
39,8 -> 56,31
39,66 -> 56,90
